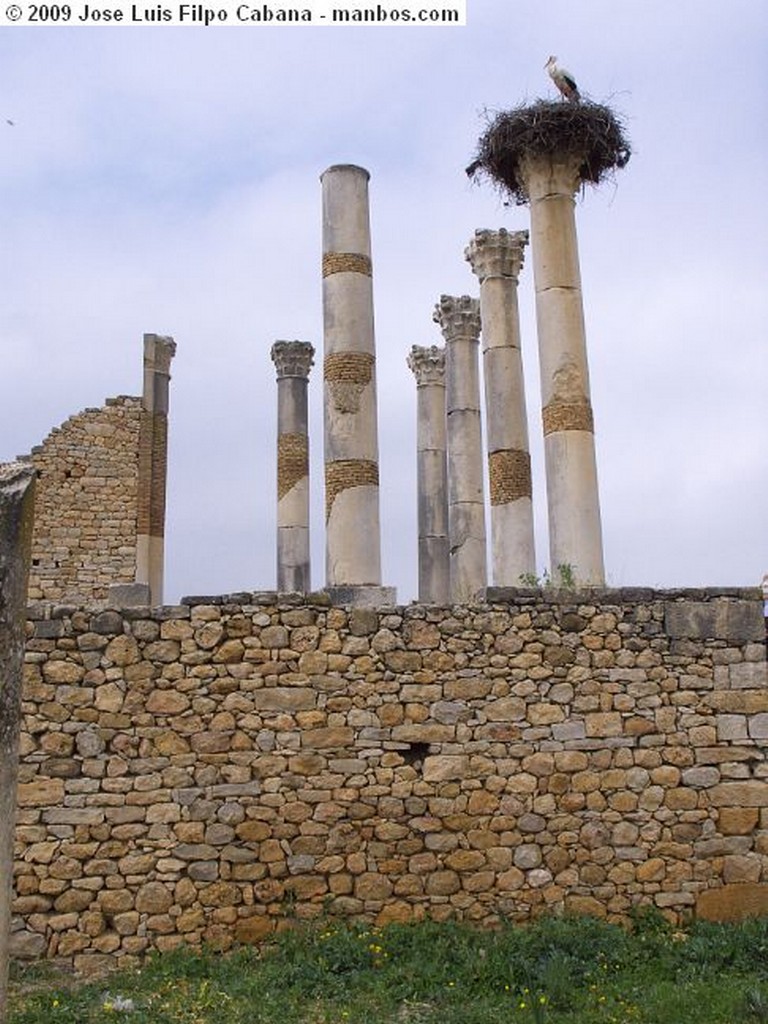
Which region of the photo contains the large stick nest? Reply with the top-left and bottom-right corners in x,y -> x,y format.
467,99 -> 631,205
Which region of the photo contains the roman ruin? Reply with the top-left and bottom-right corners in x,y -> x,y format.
0,463 -> 35,1019
136,334 -> 177,606
466,227 -> 536,586
5,100 -> 767,981
520,150 -> 605,585
406,345 -> 450,604
433,295 -> 487,603
271,340 -> 315,593
320,164 -> 395,607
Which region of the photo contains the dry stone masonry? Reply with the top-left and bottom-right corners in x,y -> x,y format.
1,462 -> 36,1021
23,334 -> 174,608
11,588 -> 766,974
24,398 -> 142,605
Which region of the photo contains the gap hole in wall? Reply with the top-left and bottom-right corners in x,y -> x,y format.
401,742 -> 430,769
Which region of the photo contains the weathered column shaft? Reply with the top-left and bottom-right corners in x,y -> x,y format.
321,165 -> 395,606
434,295 -> 487,603
0,463 -> 35,1023
466,228 -> 536,584
271,341 -> 314,593
521,154 -> 605,584
321,165 -> 382,589
407,345 -> 449,604
136,333 -> 176,604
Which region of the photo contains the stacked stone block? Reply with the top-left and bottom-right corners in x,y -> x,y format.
10,589 -> 766,973
0,462 -> 36,1020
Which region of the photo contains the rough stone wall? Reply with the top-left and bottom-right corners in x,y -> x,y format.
24,397 -> 143,604
12,589 -> 767,974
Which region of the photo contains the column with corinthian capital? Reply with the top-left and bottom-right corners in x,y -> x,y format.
271,340 -> 314,593
466,227 -> 536,584
433,295 -> 487,603
407,345 -> 449,604
518,153 -> 605,584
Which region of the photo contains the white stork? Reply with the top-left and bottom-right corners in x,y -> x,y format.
545,56 -> 580,102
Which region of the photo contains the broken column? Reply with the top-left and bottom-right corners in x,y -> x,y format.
136,333 -> 176,605
271,340 -> 314,593
0,462 -> 35,1022
433,295 -> 487,603
519,154 -> 605,584
406,345 -> 450,604
321,164 -> 395,606
466,228 -> 536,584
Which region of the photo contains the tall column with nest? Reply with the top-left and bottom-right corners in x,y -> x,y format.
467,100 -> 630,585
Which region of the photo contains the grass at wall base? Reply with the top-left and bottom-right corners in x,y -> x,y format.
8,912 -> 768,1024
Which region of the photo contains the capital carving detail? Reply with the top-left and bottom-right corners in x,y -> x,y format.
518,152 -> 583,200
432,295 -> 481,344
465,228 -> 529,282
271,340 -> 315,380
407,345 -> 445,387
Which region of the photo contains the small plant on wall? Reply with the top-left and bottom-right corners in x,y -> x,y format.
518,564 -> 577,588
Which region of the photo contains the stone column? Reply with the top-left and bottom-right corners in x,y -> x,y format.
433,295 -> 487,603
466,228 -> 536,584
407,345 -> 450,604
0,462 -> 35,1023
519,154 -> 605,584
321,164 -> 395,606
271,340 -> 314,593
136,333 -> 176,605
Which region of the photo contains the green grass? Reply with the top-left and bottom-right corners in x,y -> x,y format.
8,912 -> 768,1023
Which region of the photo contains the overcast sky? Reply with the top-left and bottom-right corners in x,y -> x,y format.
1,1 -> 766,604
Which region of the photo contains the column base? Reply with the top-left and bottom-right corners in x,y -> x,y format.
325,585 -> 398,608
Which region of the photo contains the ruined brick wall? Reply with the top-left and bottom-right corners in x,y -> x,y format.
12,589 -> 767,974
24,397 -> 143,604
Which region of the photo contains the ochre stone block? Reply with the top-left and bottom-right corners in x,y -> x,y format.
696,883 -> 768,922
235,915 -> 274,943
710,782 -> 768,807
17,778 -> 65,807
423,755 -> 469,782
585,712 -> 622,737
301,727 -> 354,749
718,808 -> 759,835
